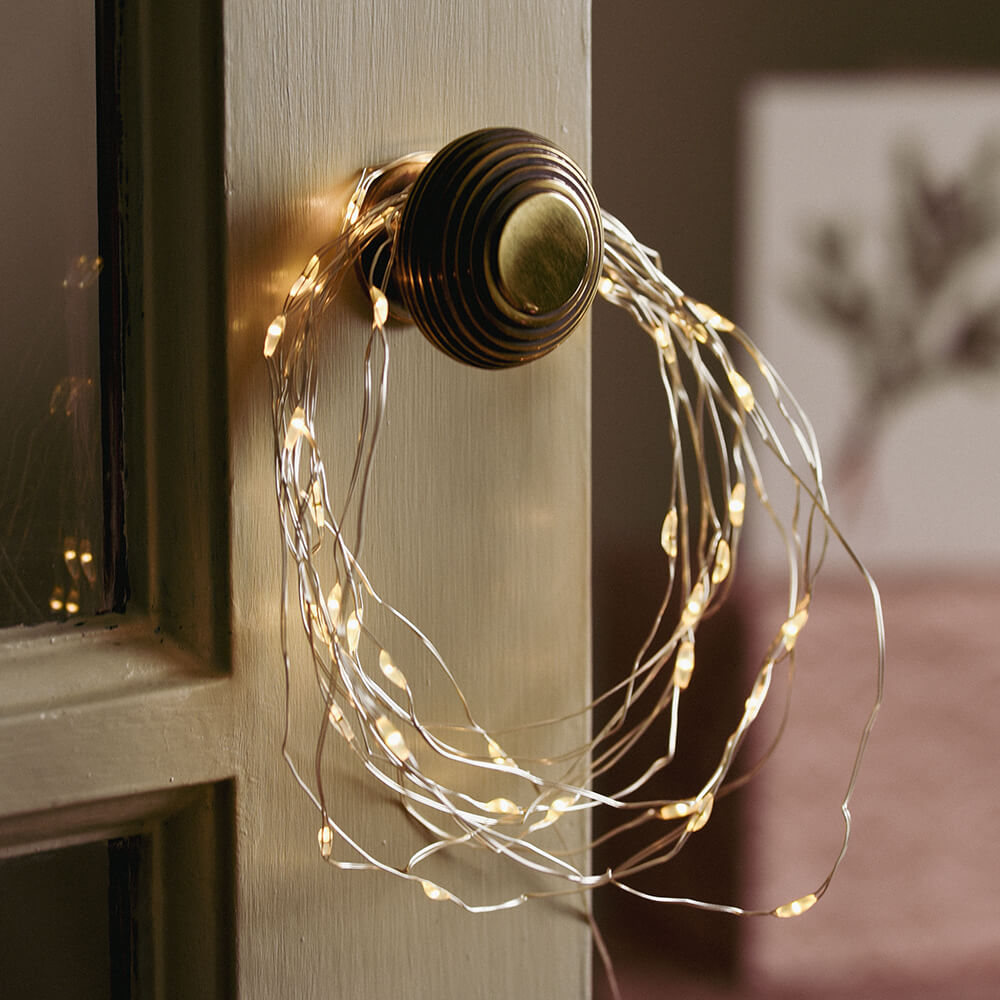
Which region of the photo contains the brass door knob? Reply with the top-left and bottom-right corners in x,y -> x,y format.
359,128 -> 604,369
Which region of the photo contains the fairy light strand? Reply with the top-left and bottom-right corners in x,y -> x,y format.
264,157 -> 885,919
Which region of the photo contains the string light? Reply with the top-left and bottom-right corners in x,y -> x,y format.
264,145 -> 885,923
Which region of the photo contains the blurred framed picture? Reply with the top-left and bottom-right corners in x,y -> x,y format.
742,75 -> 1000,571
738,75 -> 1000,995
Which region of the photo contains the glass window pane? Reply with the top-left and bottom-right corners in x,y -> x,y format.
0,3 -> 104,626
0,841 -> 114,997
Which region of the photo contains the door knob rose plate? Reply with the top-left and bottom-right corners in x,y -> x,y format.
263,127 -> 885,921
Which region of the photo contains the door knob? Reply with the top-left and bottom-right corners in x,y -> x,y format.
354,127 -> 604,368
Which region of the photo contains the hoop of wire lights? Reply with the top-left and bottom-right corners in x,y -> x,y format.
264,153 -> 885,920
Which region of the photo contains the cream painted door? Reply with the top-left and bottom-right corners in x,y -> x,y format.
1,1 -> 592,997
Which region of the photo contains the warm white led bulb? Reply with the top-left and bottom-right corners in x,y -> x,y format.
681,582 -> 706,628
728,370 -> 755,412
346,611 -> 362,654
318,824 -> 334,858
264,314 -> 286,357
327,582 -> 342,623
781,602 -> 810,650
773,893 -> 817,918
328,702 -> 355,743
283,406 -> 309,450
486,738 -> 515,769
310,480 -> 325,528
688,298 -> 735,333
379,649 -> 408,689
421,880 -> 450,902
659,800 -> 694,820
485,797 -> 521,818
686,792 -> 714,832
712,539 -> 732,584
744,663 -> 773,718
375,716 -> 412,763
729,482 -> 746,528
660,508 -> 678,559
673,640 -> 695,690
370,287 -> 389,329
531,795 -> 576,831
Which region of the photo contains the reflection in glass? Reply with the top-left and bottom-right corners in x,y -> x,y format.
0,3 -> 104,627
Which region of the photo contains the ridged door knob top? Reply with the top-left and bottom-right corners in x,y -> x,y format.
391,127 -> 604,369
